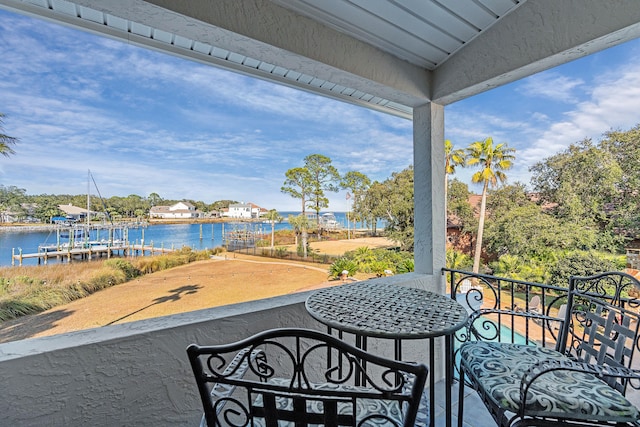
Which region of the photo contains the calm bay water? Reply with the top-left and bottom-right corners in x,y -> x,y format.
0,212 -> 376,267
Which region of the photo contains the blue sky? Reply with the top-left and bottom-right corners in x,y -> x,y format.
1,9 -> 640,211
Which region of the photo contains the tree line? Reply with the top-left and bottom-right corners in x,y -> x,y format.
281,125 -> 640,279
362,125 -> 639,281
0,186 -> 241,223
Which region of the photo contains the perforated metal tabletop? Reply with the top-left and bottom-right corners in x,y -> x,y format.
305,281 -> 468,339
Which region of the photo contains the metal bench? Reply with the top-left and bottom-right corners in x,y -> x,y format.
458,271 -> 640,427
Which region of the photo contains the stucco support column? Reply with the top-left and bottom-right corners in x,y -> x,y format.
413,103 -> 445,291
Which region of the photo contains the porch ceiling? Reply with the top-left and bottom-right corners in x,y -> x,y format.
1,0 -> 640,119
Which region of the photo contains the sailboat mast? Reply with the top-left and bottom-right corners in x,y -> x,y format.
87,169 -> 90,229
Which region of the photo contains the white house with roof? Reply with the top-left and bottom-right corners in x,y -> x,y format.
0,203 -> 39,223
224,202 -> 267,219
57,204 -> 100,222
149,201 -> 202,219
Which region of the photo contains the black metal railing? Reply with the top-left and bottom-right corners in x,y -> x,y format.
443,268 -> 570,375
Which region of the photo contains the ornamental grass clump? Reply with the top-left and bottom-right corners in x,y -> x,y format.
103,258 -> 140,279
328,258 -> 358,279
0,248 -> 212,322
0,263 -> 127,322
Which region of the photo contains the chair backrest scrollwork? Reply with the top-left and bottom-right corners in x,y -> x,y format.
187,328 -> 428,427
561,272 -> 640,394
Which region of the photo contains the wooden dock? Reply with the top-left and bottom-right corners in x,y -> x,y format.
11,244 -> 175,266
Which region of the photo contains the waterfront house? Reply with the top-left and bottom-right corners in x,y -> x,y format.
57,203 -> 100,222
149,201 -> 202,219
0,207 -> 21,223
1,2 -> 639,425
224,202 -> 267,219
0,204 -> 40,223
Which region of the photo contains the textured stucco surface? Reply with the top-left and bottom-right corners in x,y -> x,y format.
0,293 -> 317,426
0,276 -> 439,426
413,103 -> 445,282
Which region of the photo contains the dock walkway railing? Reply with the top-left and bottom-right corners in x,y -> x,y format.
11,243 -> 174,266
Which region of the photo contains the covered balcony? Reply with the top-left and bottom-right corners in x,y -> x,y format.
4,269 -> 640,425
0,271 -> 496,426
1,1 -> 640,425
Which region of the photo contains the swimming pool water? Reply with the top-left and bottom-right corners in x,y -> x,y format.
458,320 -> 529,345
498,323 -> 528,344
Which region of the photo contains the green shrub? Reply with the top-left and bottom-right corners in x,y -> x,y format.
368,260 -> 389,277
89,269 -> 127,291
340,247 -> 413,276
211,246 -> 227,255
547,251 -> 618,287
396,258 -> 414,274
329,258 -> 359,279
256,239 -> 269,247
446,249 -> 472,270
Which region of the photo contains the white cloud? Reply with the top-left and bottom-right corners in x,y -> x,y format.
517,72 -> 585,103
519,60 -> 640,178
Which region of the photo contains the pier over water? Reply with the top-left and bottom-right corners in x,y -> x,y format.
12,243 -> 174,266
9,222 -> 172,266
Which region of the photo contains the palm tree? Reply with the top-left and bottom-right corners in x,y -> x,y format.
0,113 -> 18,157
288,214 -> 310,254
466,137 -> 515,274
444,139 -> 466,214
265,209 -> 283,248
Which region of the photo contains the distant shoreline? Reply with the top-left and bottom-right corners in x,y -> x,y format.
0,217 -> 271,233
0,224 -> 57,233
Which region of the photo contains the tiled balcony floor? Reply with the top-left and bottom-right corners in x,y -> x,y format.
432,378 -> 495,427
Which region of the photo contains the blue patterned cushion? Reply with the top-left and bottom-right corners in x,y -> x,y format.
460,341 -> 640,423
249,377 -> 429,426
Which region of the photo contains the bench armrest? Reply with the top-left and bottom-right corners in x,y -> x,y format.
519,359 -> 640,404
465,308 -> 564,343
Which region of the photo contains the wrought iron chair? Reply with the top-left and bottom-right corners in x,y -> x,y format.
527,295 -> 541,315
187,328 -> 428,427
458,271 -> 640,427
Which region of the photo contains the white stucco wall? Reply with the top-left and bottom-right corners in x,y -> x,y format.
0,274 -> 438,426
0,294 -> 318,426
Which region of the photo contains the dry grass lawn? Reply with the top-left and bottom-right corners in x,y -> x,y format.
0,237 -> 394,342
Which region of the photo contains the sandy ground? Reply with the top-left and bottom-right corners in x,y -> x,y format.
0,237 -> 395,342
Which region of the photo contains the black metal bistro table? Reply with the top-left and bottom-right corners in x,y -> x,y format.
305,281 -> 468,427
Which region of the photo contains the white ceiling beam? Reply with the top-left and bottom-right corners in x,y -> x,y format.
68,0 -> 433,109
432,0 -> 640,104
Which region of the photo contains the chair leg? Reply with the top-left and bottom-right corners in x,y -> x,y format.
458,367 -> 466,427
